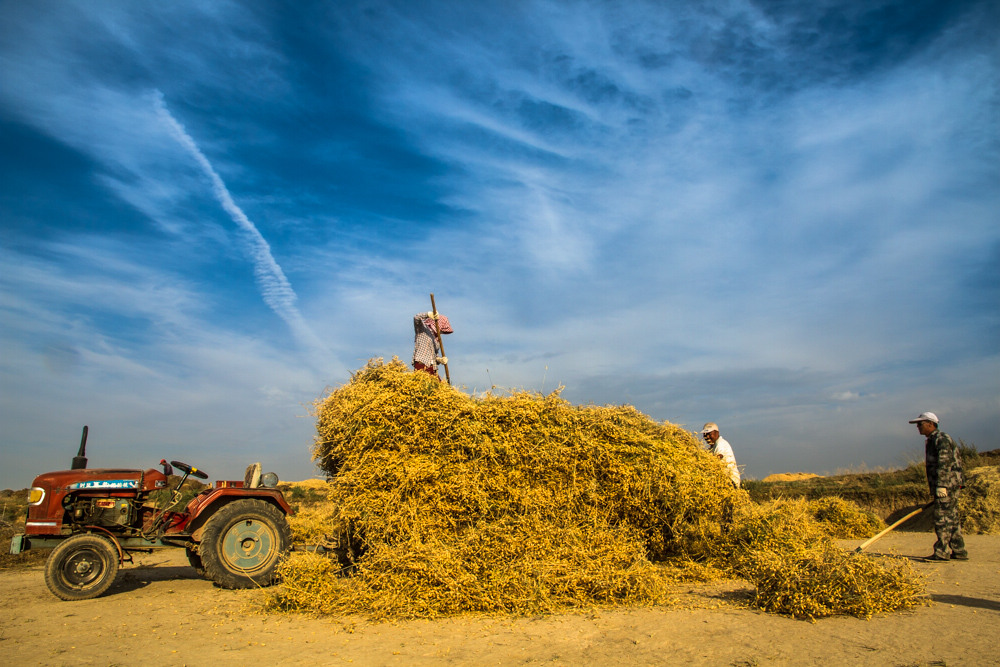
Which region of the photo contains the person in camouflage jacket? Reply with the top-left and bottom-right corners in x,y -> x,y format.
909,411 -> 967,561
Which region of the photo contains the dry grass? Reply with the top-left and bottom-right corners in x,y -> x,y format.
0,490 -> 47,569
960,466 -> 1000,534
746,448 -> 1000,529
283,478 -> 330,489
267,358 -> 925,621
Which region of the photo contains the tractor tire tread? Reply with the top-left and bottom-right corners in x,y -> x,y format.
199,498 -> 291,590
43,533 -> 120,601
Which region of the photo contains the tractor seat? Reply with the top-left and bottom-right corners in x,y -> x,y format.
244,462 -> 262,489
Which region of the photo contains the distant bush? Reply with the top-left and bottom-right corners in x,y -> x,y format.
957,440 -> 1000,470
0,489 -> 47,569
746,442 -> 1000,535
0,489 -> 27,525
745,468 -> 927,519
278,484 -> 326,507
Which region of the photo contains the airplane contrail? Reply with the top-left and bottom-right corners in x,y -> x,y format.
152,91 -> 334,364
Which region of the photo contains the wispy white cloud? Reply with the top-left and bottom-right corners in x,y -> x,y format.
294,0 -> 1000,478
0,241 -> 327,483
152,91 -> 338,369
0,0 -> 996,487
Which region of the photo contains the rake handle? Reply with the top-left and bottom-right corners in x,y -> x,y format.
854,501 -> 934,552
430,293 -> 451,385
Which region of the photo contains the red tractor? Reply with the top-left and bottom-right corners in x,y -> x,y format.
9,426 -> 294,601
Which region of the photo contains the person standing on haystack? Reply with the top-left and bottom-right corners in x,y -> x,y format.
701,422 -> 740,488
909,411 -> 968,562
412,310 -> 452,380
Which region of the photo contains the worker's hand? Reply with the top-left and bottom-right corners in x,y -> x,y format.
436,356 -> 448,365
935,487 -> 948,499
427,311 -> 439,319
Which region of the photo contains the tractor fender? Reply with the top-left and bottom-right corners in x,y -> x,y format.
184,489 -> 293,543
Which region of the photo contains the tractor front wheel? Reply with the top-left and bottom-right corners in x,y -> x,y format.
44,533 -> 120,601
199,499 -> 291,589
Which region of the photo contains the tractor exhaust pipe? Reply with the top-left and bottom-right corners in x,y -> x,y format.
71,425 -> 88,469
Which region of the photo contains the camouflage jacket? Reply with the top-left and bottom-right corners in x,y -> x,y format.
925,429 -> 964,493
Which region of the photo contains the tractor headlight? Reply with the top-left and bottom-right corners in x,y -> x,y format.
260,472 -> 279,488
28,487 -> 46,505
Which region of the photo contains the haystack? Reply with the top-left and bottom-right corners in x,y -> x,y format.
269,358 -> 923,620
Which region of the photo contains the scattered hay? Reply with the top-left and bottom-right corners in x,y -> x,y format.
270,551 -> 348,615
960,466 -> 1000,534
806,497 -> 882,538
738,541 -> 924,620
716,498 -> 826,565
285,503 -> 345,549
762,472 -> 820,482
268,358 -> 924,620
715,499 -> 920,620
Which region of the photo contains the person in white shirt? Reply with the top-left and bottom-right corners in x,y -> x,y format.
701,422 -> 740,487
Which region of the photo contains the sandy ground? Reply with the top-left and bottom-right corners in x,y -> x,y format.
1,532 -> 997,667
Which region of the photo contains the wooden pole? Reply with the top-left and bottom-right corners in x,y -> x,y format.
429,293 -> 451,385
854,501 -> 934,553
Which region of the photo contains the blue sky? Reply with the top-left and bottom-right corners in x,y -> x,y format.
1,0 -> 997,489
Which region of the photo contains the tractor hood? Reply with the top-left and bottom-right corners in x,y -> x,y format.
31,468 -> 169,493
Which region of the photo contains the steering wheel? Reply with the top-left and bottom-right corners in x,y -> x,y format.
170,460 -> 209,480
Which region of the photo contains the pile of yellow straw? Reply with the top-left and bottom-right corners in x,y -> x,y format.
268,358 -> 923,620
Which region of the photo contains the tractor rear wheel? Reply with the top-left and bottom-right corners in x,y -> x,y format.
199,499 -> 291,589
44,533 -> 120,601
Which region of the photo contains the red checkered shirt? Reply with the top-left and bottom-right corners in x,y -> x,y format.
412,313 -> 452,366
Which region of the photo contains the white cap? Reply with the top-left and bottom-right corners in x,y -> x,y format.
908,411 -> 939,424
701,422 -> 719,434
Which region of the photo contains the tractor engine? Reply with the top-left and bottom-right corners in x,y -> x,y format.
22,467 -> 170,538
65,496 -> 136,528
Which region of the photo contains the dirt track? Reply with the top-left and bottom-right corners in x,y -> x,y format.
1,532 -> 998,666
